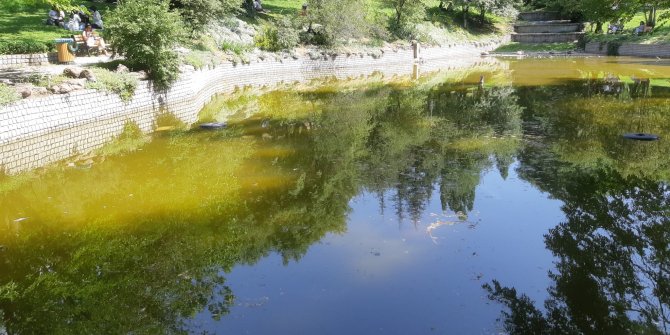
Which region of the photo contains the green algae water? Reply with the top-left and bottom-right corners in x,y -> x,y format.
1,57 -> 670,334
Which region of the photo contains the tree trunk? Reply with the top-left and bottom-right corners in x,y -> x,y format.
595,21 -> 603,34
479,6 -> 486,24
244,0 -> 255,16
462,5 -> 469,29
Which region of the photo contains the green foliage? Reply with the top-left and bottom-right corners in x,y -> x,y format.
386,0 -> 427,38
494,42 -> 578,52
305,0 -> 370,45
255,17 -> 300,51
220,41 -> 252,55
85,68 -> 138,102
169,0 -> 240,32
183,50 -> 221,70
106,0 -> 184,90
0,84 -> 19,106
96,121 -> 149,156
0,40 -> 53,55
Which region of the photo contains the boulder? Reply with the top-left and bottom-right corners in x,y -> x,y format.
79,69 -> 97,82
65,78 -> 88,89
63,67 -> 84,78
14,84 -> 34,99
116,64 -> 129,73
50,84 -> 75,94
135,70 -> 148,80
31,86 -> 48,96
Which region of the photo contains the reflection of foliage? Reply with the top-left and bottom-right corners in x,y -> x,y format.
485,166 -> 670,334
488,78 -> 670,334
0,71 -> 525,333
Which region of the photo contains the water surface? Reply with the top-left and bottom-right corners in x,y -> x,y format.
1,57 -> 670,334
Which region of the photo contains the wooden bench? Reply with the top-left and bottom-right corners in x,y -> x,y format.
71,34 -> 105,56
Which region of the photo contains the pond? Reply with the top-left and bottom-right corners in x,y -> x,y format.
1,57 -> 670,334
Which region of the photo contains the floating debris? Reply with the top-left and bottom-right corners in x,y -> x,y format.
199,122 -> 228,130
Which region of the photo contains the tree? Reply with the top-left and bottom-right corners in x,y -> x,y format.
305,0 -> 370,45
106,0 -> 185,90
385,0 -> 426,38
169,0 -> 240,32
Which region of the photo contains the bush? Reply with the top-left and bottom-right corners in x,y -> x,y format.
386,0 -> 426,39
220,41 -> 252,55
255,18 -> 300,51
183,51 -> 221,70
106,0 -> 184,90
169,0 -> 240,32
85,68 -> 138,102
306,0 -> 370,46
0,84 -> 19,106
0,40 -> 53,55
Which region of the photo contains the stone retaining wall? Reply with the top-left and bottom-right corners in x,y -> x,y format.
0,53 -> 57,67
0,41 -> 504,174
585,41 -> 670,57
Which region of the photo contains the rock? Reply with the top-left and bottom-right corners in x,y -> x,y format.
18,88 -> 31,98
52,84 -> 74,94
31,86 -> 48,96
0,79 -> 13,85
13,83 -> 35,98
63,67 -> 83,78
64,78 -> 87,89
135,70 -> 148,80
116,64 -> 129,73
481,51 -> 489,56
79,69 -> 97,82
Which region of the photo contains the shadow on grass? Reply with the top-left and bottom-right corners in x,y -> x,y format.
426,7 -> 503,36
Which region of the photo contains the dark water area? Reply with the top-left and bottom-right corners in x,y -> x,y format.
1,57 -> 670,334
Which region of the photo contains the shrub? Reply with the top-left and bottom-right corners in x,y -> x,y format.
169,0 -> 241,32
0,40 -> 53,55
106,0 -> 184,90
255,18 -> 300,51
0,84 -> 19,106
305,0 -> 369,46
220,41 -> 252,55
85,68 -> 138,102
386,0 -> 426,39
183,51 -> 221,70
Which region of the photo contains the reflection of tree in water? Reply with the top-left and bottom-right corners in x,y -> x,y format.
486,80 -> 670,335
485,167 -> 670,334
0,76 -> 524,333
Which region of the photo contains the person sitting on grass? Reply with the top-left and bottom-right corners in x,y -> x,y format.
47,6 -> 65,26
634,21 -> 646,35
91,6 -> 103,29
253,0 -> 265,12
82,24 -> 109,56
66,10 -> 82,31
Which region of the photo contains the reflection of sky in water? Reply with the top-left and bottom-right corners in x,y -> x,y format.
190,162 -> 564,334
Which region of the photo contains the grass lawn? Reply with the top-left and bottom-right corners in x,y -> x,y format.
0,1 -> 115,46
494,42 -> 578,53
586,10 -> 670,44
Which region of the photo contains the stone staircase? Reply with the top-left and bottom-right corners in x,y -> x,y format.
512,11 -> 584,43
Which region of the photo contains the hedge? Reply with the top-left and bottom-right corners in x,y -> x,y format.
0,40 -> 54,55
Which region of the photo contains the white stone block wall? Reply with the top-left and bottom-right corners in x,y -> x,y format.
0,42 -> 503,174
585,42 -> 670,57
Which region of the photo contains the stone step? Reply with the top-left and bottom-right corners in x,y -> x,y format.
519,11 -> 560,22
516,20 -> 572,25
514,23 -> 582,34
511,32 -> 585,43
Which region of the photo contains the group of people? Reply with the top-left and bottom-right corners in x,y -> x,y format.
47,6 -> 107,56
47,6 -> 103,31
607,20 -> 653,35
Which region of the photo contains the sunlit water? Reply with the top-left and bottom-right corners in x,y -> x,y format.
1,57 -> 670,334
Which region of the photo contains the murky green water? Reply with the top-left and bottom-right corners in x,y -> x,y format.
2,57 -> 670,334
